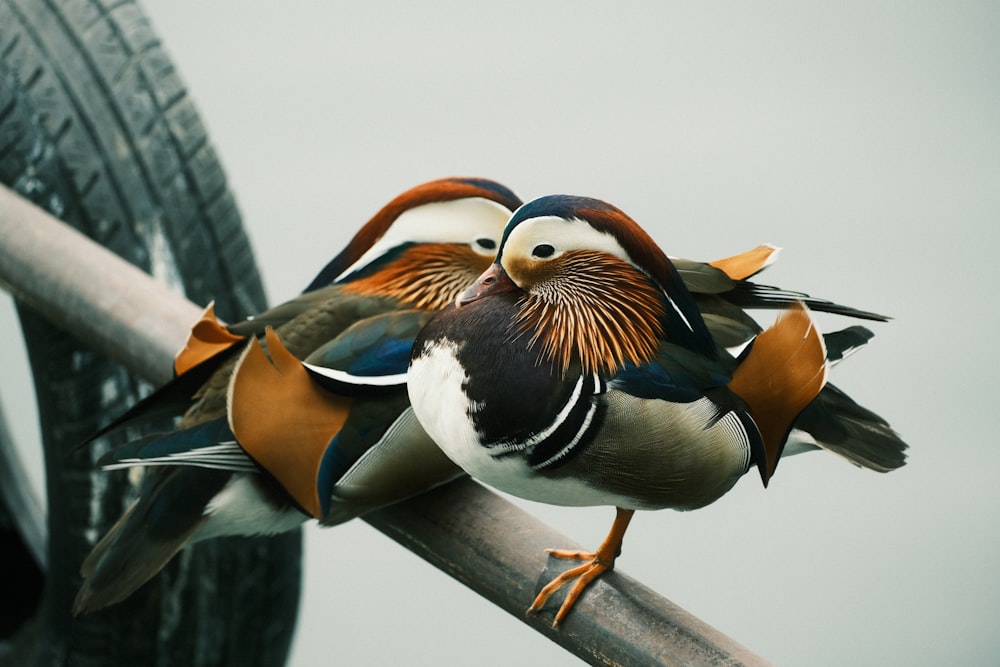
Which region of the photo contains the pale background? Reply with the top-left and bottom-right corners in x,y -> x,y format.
2,2 -> 998,665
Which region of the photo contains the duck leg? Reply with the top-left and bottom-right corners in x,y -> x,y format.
527,507 -> 635,627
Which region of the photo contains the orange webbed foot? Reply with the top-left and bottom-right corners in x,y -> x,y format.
525,507 -> 635,628
527,550 -> 614,627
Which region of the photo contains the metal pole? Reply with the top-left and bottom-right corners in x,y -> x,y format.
0,185 -> 202,387
0,184 -> 772,666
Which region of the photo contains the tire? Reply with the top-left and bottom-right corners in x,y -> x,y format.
0,1 -> 301,664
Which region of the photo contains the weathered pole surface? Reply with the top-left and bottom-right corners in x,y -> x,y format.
0,184 -> 202,387
0,184 -> 772,666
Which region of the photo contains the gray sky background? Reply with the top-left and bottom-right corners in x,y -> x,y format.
3,2 -> 998,665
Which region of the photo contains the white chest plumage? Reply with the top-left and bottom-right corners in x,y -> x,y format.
408,337 -> 753,511
407,338 -> 481,465
408,339 -> 632,506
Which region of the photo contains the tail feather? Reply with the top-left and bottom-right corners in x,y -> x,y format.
800,326 -> 909,471
824,326 -> 874,365
724,281 -> 891,322
76,349 -> 235,453
73,467 -> 228,615
728,302 -> 828,485
794,383 -> 908,472
95,418 -> 259,473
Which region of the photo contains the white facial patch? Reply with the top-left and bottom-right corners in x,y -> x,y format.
336,197 -> 511,281
500,215 -> 632,269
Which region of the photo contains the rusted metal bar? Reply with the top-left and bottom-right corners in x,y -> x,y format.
0,184 -> 772,666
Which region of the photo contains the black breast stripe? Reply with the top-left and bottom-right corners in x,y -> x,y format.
483,373 -> 607,471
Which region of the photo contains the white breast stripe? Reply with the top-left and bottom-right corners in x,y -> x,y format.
530,395 -> 599,471
521,374 -> 588,449
523,373 -> 604,470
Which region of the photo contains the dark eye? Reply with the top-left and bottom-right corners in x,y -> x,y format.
475,237 -> 497,250
532,244 -> 555,258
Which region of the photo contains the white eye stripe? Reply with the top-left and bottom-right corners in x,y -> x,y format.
501,216 -> 631,267
336,197 -> 510,281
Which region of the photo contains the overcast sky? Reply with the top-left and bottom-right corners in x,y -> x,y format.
4,2 -> 999,665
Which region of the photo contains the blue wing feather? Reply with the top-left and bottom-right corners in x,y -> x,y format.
611,342 -> 734,403
302,310 -> 432,393
611,360 -> 706,402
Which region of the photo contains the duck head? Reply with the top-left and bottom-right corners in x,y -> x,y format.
458,194 -> 717,376
306,177 -> 523,310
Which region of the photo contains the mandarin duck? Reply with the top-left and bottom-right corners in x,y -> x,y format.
407,194 -> 907,627
72,177 -> 523,614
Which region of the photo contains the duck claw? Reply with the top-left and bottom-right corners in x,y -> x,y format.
528,555 -> 613,627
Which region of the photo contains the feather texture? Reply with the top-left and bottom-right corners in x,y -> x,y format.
512,252 -> 666,376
